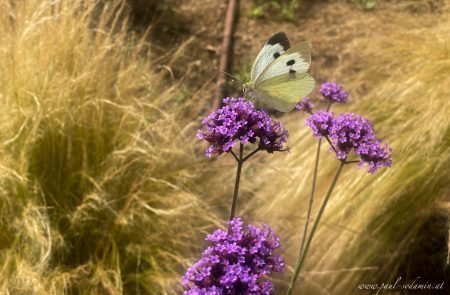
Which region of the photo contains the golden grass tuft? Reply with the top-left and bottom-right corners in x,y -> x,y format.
1,1 -> 449,294
245,5 -> 450,294
0,0 -> 222,293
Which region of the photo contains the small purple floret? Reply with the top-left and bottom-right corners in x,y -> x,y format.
197,98 -> 288,157
320,82 -> 348,103
356,140 -> 393,173
305,111 -> 334,138
329,113 -> 376,160
182,218 -> 284,294
296,97 -> 314,114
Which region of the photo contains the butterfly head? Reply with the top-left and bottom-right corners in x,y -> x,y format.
242,82 -> 254,99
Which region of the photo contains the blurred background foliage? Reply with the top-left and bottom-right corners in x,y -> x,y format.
0,0 -> 449,294
249,0 -> 302,21
352,0 -> 377,10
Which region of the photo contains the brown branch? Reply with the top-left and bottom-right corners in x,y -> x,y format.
212,0 -> 239,111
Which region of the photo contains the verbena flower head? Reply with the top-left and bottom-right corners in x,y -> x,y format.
305,111 -> 334,138
320,82 -> 348,103
182,218 -> 284,294
329,113 -> 376,160
356,140 -> 393,173
296,97 -> 314,114
306,112 -> 393,173
197,97 -> 288,157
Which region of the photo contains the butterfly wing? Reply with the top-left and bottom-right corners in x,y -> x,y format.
255,42 -> 311,83
250,32 -> 291,82
251,42 -> 314,112
255,73 -> 315,112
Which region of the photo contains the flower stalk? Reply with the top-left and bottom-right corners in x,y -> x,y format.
287,161 -> 345,294
297,138 -> 321,264
229,143 -> 244,221
188,97 -> 289,294
295,100 -> 332,284
289,83 -> 391,294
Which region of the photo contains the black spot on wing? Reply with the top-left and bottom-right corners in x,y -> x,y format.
267,32 -> 290,50
273,52 -> 281,59
286,59 -> 295,66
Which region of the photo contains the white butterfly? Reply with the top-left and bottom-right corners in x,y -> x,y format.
243,32 -> 315,112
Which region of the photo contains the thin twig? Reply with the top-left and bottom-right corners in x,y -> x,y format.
213,0 -> 239,111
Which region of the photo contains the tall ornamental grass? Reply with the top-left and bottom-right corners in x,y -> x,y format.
0,0 -> 220,294
246,8 -> 450,294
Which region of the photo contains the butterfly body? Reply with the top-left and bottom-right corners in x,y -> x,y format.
244,32 -> 315,112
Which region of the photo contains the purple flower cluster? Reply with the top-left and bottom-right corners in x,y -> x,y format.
320,82 -> 348,103
182,218 -> 284,295
295,97 -> 314,114
357,140 -> 393,174
305,111 -> 334,138
197,98 -> 288,157
329,113 -> 376,160
306,112 -> 392,173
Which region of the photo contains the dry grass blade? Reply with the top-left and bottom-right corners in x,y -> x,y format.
0,0 -> 223,294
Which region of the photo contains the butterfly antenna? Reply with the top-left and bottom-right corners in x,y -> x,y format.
214,68 -> 243,86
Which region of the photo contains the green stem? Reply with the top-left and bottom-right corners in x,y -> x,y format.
242,147 -> 260,162
287,161 -> 345,295
323,101 -> 336,153
290,99 -> 333,287
229,149 -> 239,162
229,144 -> 244,221
296,138 -> 322,267
324,135 -> 338,154
228,144 -> 261,224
